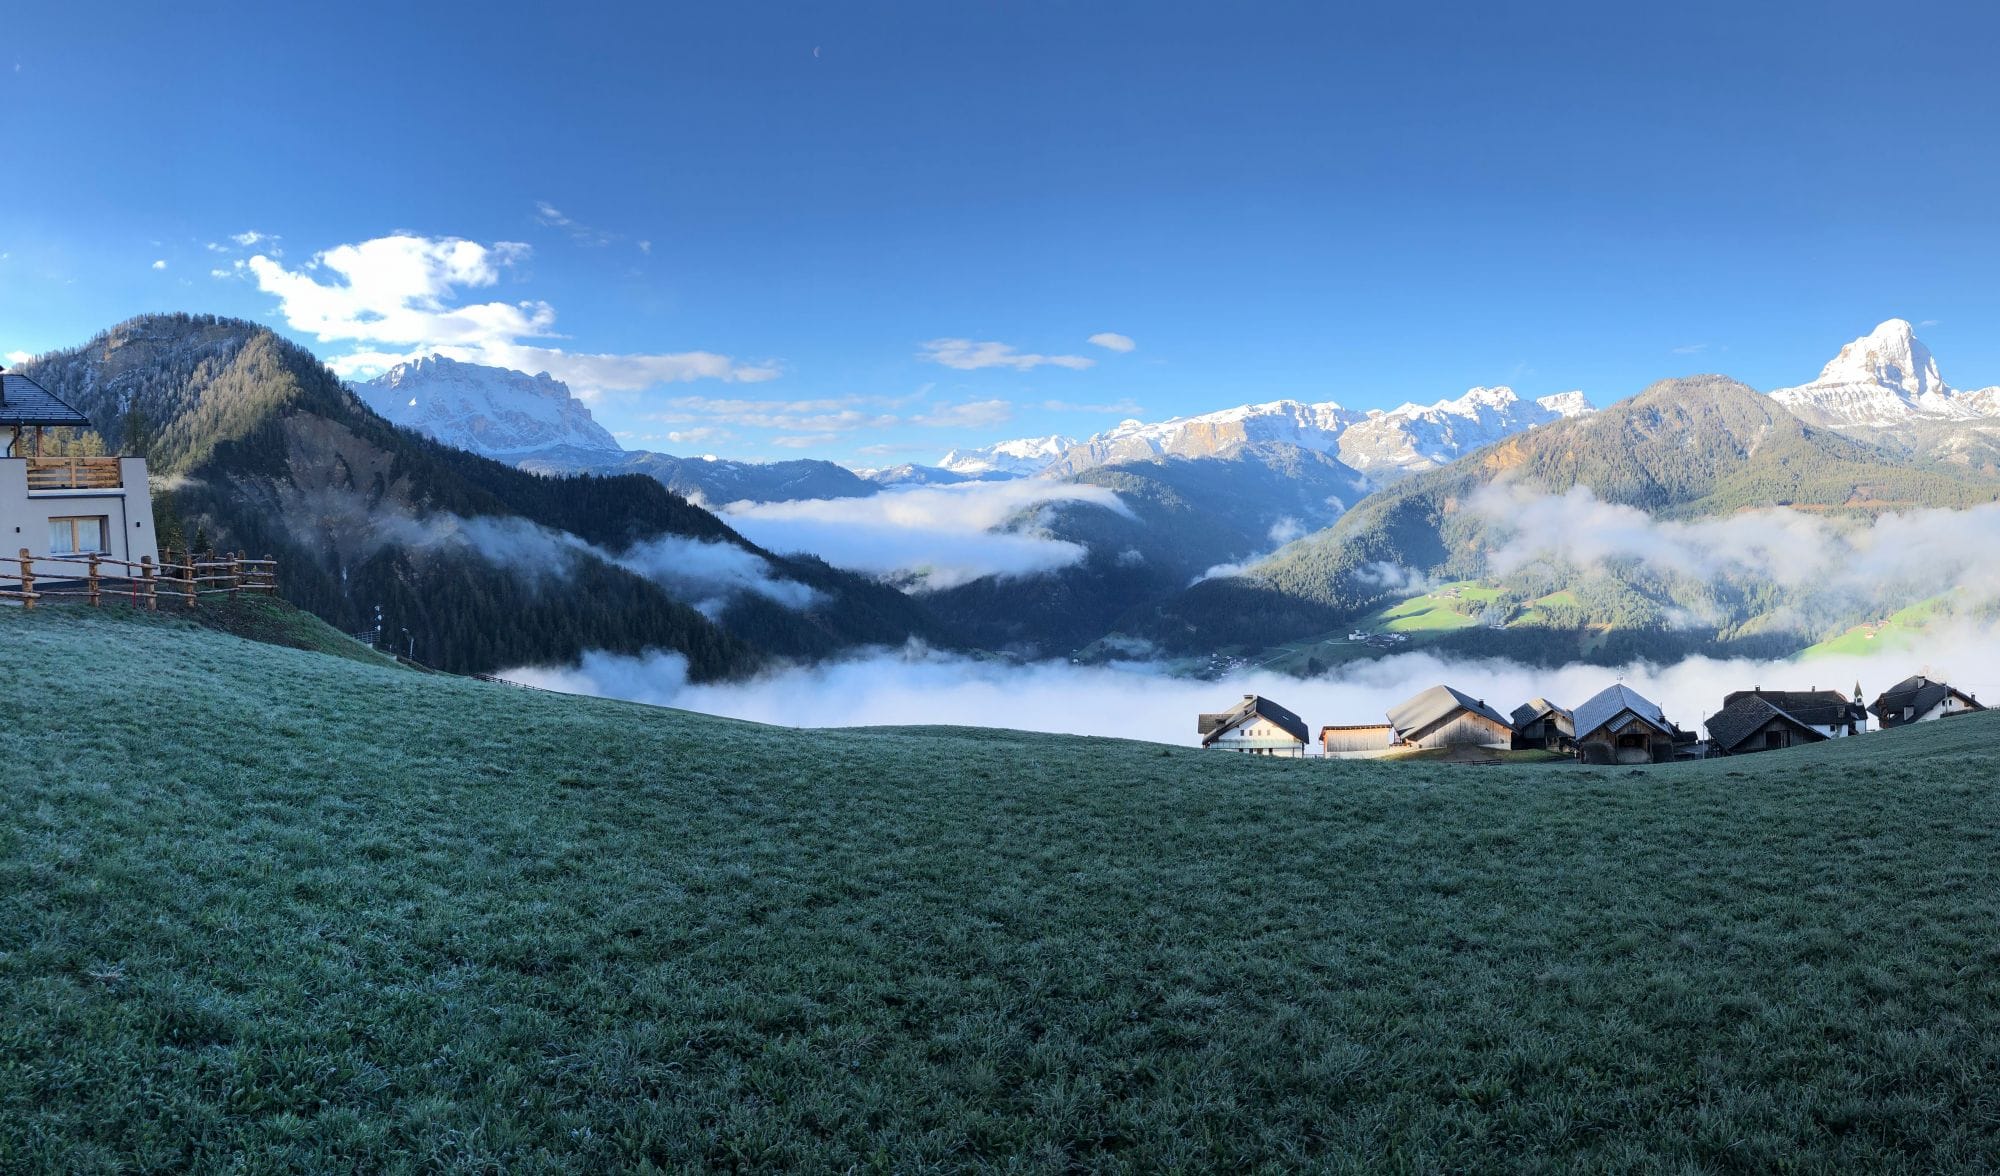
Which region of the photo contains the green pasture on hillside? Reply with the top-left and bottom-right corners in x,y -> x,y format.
5,603 -> 2000,1170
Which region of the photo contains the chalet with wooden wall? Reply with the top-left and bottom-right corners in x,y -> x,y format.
1572,684 -> 1680,765
1870,676 -> 1984,729
1199,694 -> 1310,757
1703,687 -> 1866,756
1510,698 -> 1574,753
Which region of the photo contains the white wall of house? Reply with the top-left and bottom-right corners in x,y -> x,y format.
0,458 -> 160,572
1210,716 -> 1307,757
1914,695 -> 1976,724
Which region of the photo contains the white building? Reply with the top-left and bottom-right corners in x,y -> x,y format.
1870,676 -> 1985,729
0,370 -> 161,573
1198,694 -> 1310,757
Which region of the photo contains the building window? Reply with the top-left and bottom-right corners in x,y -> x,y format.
49,516 -> 108,555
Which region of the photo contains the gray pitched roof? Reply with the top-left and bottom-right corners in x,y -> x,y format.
1198,694 -> 1309,745
1573,684 -> 1672,740
1704,695 -> 1826,752
1386,685 -> 1509,738
0,371 -> 91,428
1510,697 -> 1569,730
1720,688 -> 1862,730
1870,676 -> 1982,724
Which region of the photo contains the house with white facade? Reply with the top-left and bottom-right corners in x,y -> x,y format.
0,369 -> 160,571
1198,694 -> 1310,757
1870,676 -> 1984,729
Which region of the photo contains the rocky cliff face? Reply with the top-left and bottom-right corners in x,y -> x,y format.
356,355 -> 623,456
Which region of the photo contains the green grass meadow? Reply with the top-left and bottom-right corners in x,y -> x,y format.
6,603 -> 2000,1170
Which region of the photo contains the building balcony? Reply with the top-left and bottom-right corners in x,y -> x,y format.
24,456 -> 125,493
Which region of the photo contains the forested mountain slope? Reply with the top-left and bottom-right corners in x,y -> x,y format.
921,443 -> 1366,653
1126,376 -> 2000,657
20,314 -> 945,674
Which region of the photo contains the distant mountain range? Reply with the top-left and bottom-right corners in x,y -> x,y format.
32,311 -> 2000,674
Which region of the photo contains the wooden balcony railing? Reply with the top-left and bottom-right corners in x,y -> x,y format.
25,456 -> 124,491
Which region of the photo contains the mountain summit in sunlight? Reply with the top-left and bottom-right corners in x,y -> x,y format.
356,354 -> 624,457
1770,318 -> 2000,428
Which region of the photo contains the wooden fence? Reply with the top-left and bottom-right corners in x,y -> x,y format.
0,548 -> 277,611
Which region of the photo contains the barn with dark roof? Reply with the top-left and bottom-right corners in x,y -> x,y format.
1572,684 -> 1680,765
1704,687 -> 1866,756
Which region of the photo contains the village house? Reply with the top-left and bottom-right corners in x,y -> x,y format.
0,369 -> 159,571
1320,684 -> 1513,758
1509,697 -> 1575,753
1572,683 -> 1680,765
1870,676 -> 1985,729
1385,685 -> 1514,751
1703,687 -> 1867,757
1199,694 -> 1310,757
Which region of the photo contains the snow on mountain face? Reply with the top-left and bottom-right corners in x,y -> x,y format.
936,434 -> 1077,477
356,355 -> 623,456
1335,386 -> 1594,477
1769,319 -> 2000,428
1009,388 -> 1594,480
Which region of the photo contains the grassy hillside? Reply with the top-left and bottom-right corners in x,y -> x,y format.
8,606 -> 2000,1169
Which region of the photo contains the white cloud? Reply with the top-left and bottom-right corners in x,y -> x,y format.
502,625 -> 2000,748
150,259 -> 166,270
4,350 -> 33,365
911,399 -> 1014,429
719,480 -> 1130,591
247,233 -> 777,394
1671,342 -> 1708,355
664,427 -> 733,446
1087,331 -> 1136,353
1472,484 -> 2000,624
919,338 -> 1094,372
231,230 -> 269,247
771,433 -> 841,449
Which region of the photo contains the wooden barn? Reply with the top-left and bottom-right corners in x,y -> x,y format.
1384,685 -> 1514,752
1705,687 -> 1866,756
1870,676 -> 1984,729
1509,698 -> 1575,753
1572,684 -> 1679,765
1198,694 -> 1310,757
1319,723 -> 1394,757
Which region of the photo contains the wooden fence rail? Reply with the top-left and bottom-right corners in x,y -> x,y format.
0,549 -> 277,611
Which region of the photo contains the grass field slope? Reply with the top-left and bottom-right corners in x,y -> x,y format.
7,605 -> 2000,1169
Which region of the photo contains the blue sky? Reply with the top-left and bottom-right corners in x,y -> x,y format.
4,1 -> 2000,465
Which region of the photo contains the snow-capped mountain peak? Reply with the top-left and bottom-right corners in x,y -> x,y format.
936,433 -> 1077,477
356,355 -> 623,456
1769,318 -> 1999,427
956,386 -> 1597,482
1812,318 -> 1941,398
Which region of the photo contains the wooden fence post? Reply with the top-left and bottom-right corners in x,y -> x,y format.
141,556 -> 157,612
184,550 -> 197,608
229,551 -> 241,599
87,552 -> 101,608
18,549 -> 32,611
